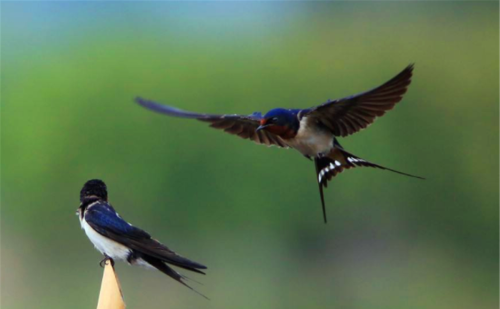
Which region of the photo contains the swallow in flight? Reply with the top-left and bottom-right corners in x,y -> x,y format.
136,64 -> 423,223
77,179 -> 207,297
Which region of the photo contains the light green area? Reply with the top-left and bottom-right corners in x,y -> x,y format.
1,2 -> 498,309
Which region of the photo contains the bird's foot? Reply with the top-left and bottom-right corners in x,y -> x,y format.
99,255 -> 114,268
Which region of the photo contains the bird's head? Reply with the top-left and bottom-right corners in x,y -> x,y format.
256,108 -> 299,139
80,179 -> 108,202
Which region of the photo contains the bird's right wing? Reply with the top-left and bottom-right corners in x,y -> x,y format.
85,203 -> 206,273
303,64 -> 414,137
136,97 -> 289,148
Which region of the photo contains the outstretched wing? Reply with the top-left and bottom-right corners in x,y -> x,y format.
136,98 -> 288,148
85,203 -> 206,273
304,64 -> 414,137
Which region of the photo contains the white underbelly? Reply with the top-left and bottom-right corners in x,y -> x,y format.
80,217 -> 130,261
288,118 -> 333,156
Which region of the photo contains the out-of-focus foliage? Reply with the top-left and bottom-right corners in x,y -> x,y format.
1,2 -> 498,309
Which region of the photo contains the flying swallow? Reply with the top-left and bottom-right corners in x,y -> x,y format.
77,179 -> 207,297
136,64 -> 423,223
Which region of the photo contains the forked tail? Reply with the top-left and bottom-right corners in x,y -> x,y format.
141,254 -> 209,299
314,144 -> 424,223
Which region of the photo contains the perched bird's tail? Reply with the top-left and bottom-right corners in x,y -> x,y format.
141,254 -> 209,299
315,141 -> 424,223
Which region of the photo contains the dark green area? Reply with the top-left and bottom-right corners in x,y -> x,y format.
1,2 -> 498,309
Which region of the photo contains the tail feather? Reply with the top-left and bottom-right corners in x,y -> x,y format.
141,255 -> 209,300
160,257 -> 206,275
314,145 -> 424,223
314,159 -> 328,224
339,148 -> 424,180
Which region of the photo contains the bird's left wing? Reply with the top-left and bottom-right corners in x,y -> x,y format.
303,64 -> 414,137
136,98 -> 288,148
85,203 -> 206,273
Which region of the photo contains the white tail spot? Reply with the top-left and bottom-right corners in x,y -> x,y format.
319,170 -> 327,183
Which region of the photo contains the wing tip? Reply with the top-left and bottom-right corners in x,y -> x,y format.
403,63 -> 415,81
135,96 -> 160,110
134,97 -> 206,119
195,263 -> 208,270
135,96 -> 148,106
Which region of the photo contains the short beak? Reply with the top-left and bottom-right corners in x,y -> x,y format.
256,124 -> 269,132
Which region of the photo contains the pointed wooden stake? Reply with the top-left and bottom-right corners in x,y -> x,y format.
96,260 -> 126,309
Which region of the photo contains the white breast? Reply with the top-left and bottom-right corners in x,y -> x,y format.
80,215 -> 130,261
287,117 -> 334,156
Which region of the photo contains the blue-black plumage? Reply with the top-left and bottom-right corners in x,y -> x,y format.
136,64 -> 424,223
77,179 -> 207,298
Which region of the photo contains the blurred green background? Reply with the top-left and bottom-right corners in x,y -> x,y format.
1,2 -> 498,309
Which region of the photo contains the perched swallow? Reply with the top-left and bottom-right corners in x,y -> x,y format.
77,179 -> 207,297
136,64 -> 423,223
